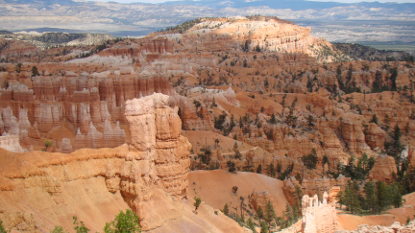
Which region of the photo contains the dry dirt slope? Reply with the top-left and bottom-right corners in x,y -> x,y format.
188,170 -> 289,216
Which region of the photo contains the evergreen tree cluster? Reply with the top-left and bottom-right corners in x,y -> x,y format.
338,154 -> 375,180
399,167 -> 415,194
385,124 -> 405,163
222,200 -> 301,233
259,162 -> 294,180
214,112 -> 235,136
339,181 -> 402,215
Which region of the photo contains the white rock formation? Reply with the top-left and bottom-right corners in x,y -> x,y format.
0,135 -> 25,152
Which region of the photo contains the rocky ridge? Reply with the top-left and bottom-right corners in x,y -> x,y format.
0,32 -> 114,48
159,16 -> 346,62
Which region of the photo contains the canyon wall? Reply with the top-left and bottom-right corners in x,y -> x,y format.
0,93 -> 244,233
368,155 -> 397,182
0,73 -> 172,152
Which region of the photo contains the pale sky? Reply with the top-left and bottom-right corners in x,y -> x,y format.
95,0 -> 415,3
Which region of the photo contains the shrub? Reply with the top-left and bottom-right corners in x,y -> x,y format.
232,186 -> 238,194
43,140 -> 53,151
51,226 -> 67,233
15,63 -> 22,73
73,216 -> 89,233
247,218 -> 256,232
301,149 -> 318,169
0,220 -> 6,233
227,161 -> 236,173
222,203 -> 229,216
214,112 -> 227,131
31,66 -> 40,77
268,114 -> 277,124
370,114 -> 378,124
256,164 -> 262,173
194,197 -> 202,212
104,209 -> 141,233
267,163 -> 275,177
198,147 -> 212,165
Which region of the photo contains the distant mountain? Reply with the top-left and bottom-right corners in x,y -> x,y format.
333,42 -> 414,61
2,0 -> 77,5
0,0 -> 414,43
161,0 -> 345,10
156,0 -> 415,12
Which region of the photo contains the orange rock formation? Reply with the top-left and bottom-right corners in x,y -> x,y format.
0,93 -> 244,233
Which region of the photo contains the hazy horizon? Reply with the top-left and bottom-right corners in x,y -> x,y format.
92,0 -> 415,3
2,0 -> 415,43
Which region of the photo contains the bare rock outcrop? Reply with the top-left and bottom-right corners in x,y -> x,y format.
340,119 -> 370,155
337,220 -> 415,233
124,93 -> 190,198
302,192 -> 338,233
368,155 -> 397,182
0,135 -> 24,152
364,123 -> 386,151
301,176 -> 349,197
408,146 -> 415,168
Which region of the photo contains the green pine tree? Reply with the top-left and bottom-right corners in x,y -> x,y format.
264,201 -> 276,229
364,182 -> 378,214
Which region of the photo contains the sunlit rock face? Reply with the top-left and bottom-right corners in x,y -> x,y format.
0,75 -> 172,152
0,93 -> 194,232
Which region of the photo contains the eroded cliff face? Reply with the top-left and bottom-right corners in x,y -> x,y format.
0,93 -> 244,233
2,16 -> 415,185
0,71 -> 172,152
368,155 -> 397,182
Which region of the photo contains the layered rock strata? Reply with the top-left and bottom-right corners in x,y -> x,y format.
0,135 -> 24,152
0,75 -> 172,152
0,93 -> 229,232
368,156 -> 397,182
159,16 -> 343,62
302,192 -> 338,233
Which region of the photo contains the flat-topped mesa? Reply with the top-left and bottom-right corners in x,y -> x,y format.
158,16 -> 343,62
